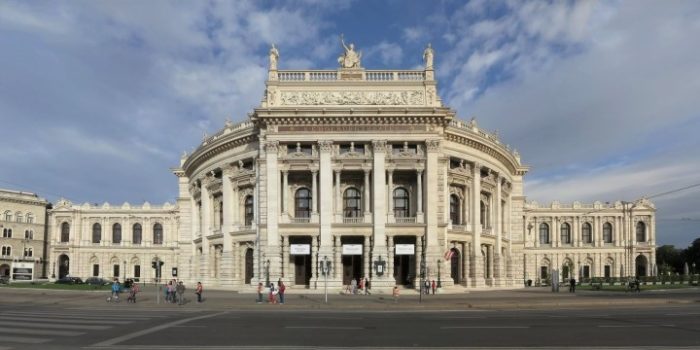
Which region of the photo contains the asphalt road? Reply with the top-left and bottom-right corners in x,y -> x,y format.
2,303 -> 700,349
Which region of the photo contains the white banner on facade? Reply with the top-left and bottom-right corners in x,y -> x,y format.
342,244 -> 363,255
290,244 -> 310,255
395,244 -> 415,255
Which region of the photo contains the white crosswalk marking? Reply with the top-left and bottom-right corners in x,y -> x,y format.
0,308 -> 169,349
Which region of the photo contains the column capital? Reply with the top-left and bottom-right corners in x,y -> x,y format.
425,139 -> 441,152
472,162 -> 482,175
362,165 -> 372,173
386,165 -> 395,174
309,166 -> 319,174
318,140 -> 333,152
415,167 -> 424,174
371,140 -> 387,153
264,140 -> 279,152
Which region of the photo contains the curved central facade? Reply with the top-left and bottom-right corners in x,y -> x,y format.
175,48 -> 529,290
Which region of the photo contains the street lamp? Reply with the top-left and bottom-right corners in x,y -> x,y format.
419,259 -> 426,303
320,256 -> 331,303
123,260 -> 126,280
264,259 -> 270,286
437,259 -> 442,288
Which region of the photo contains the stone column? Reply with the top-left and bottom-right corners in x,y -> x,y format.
463,189 -> 469,226
387,236 -> 395,282
387,168 -> 394,222
416,169 -> 424,223
488,245 -> 495,282
311,169 -> 318,217
470,162 -> 483,286
553,216 -> 559,247
494,175 -> 502,281
221,170 -> 234,285
318,141 -> 334,265
311,235 -> 318,286
371,141 -> 388,284
363,167 -> 371,222
334,235 -> 342,280
233,242 -> 240,283
363,235 -> 370,279
281,236 -> 289,281
335,169 -> 342,221
201,177 -> 212,281
282,170 -> 289,216
425,140 -> 440,279
462,242 -> 469,285
265,141 -> 281,279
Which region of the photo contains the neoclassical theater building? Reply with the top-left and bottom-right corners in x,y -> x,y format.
42,43 -> 656,289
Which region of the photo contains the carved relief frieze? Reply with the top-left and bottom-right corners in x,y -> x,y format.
264,140 -> 279,153
425,139 -> 441,152
371,140 -> 387,153
280,90 -> 424,106
317,140 -> 333,152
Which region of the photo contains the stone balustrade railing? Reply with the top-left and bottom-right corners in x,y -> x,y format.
394,217 -> 417,224
290,217 -> 311,224
276,69 -> 425,82
447,119 -> 520,160
342,217 -> 364,224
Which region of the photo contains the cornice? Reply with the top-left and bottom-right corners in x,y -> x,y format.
444,132 -> 527,176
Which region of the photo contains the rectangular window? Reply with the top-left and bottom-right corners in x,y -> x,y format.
93,264 -> 100,277
583,266 -> 591,279
134,265 -> 141,281
540,266 -> 548,279
604,265 -> 611,278
113,265 -> 120,277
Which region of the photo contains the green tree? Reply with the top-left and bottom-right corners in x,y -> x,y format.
682,237 -> 700,274
656,245 -> 683,274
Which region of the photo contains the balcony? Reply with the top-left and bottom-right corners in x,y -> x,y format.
394,217 -> 417,224
290,217 -> 311,224
342,217 -> 364,224
482,226 -> 494,236
451,224 -> 468,232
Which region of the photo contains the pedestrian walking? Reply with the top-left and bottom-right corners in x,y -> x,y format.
392,285 -> 400,303
195,282 -> 203,303
168,281 -> 177,303
351,278 -> 357,295
364,277 -> 371,295
109,279 -> 121,302
256,282 -> 264,303
431,280 -> 436,295
424,280 -> 430,295
268,283 -> 277,304
359,277 -> 365,293
176,281 -> 186,305
278,280 -> 286,304
569,278 -> 576,293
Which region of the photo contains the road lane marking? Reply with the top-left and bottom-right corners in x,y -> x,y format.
0,327 -> 85,336
299,316 -> 363,320
92,311 -> 228,347
285,326 -> 363,330
0,320 -> 110,330
666,312 -> 700,316
2,311 -> 156,320
441,326 -> 529,329
0,316 -> 131,325
598,324 -> 675,328
0,335 -> 50,344
547,315 -> 568,318
436,316 -> 486,319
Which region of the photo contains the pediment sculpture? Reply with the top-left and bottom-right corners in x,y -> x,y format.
338,34 -> 362,69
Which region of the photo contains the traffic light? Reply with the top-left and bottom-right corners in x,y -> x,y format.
152,261 -> 157,269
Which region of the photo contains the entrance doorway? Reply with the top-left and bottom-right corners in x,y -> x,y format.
289,236 -> 312,286
0,264 -> 9,278
58,254 -> 70,279
635,255 -> 648,277
393,236 -> 416,286
450,248 -> 460,284
341,236 -> 364,285
245,248 -> 253,284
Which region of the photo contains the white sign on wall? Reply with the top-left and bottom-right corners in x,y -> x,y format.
290,244 -> 310,255
395,244 -> 415,255
342,244 -> 363,255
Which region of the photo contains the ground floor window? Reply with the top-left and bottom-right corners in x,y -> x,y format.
582,265 -> 590,279
134,265 -> 140,281
604,265 -> 611,278
113,264 -> 120,277
540,266 -> 548,279
93,264 -> 99,277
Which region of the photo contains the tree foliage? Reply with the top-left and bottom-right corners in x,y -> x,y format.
656,237 -> 700,274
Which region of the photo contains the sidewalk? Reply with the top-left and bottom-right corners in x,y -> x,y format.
2,285 -> 698,311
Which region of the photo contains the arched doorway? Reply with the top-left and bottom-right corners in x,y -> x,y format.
635,255 -> 648,277
244,248 -> 254,284
0,264 -> 10,278
58,254 -> 70,279
450,248 -> 461,284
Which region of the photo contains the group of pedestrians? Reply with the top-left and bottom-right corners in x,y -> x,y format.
422,280 -> 437,295
346,276 -> 371,295
163,280 -> 204,304
108,278 -> 140,303
257,279 -> 286,304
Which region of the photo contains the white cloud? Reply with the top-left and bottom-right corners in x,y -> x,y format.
365,41 -> 403,66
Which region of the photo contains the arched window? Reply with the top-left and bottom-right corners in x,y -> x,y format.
92,223 -> 101,244
112,223 -> 122,244
26,214 -> 34,224
219,201 -> 224,228
393,187 -> 409,218
3,211 -> 10,221
581,222 -> 592,243
16,212 -> 22,222
450,195 -> 461,225
480,201 -> 487,226
61,222 -> 70,243
1,246 -> 10,256
294,188 -> 311,218
343,187 -> 362,218
560,223 -> 571,244
153,223 -> 163,245
132,223 -> 142,245
539,223 -> 550,244
636,221 -> 646,242
244,195 -> 254,226
603,222 -> 613,243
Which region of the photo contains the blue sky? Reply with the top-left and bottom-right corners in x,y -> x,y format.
1,0 -> 699,247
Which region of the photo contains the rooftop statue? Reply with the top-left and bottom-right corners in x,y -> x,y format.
338,34 -> 362,69
269,43 -> 279,70
423,43 -> 434,69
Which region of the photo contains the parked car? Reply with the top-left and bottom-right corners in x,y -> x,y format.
0,275 -> 9,284
55,277 -> 84,284
85,277 -> 111,286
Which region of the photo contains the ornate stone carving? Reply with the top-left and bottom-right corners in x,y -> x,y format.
426,86 -> 436,105
423,43 -> 434,70
264,141 -> 279,153
280,90 -> 424,106
267,87 -> 278,106
338,34 -> 362,69
371,140 -> 387,153
425,139 -> 441,152
269,44 -> 279,70
317,140 -> 333,152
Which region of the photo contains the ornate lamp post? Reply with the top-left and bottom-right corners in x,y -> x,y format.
437,259 -> 442,288
374,255 -> 386,277
264,259 -> 270,286
419,259 -> 426,303
321,256 -> 331,303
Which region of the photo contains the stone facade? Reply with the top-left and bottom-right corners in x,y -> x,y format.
30,43 -> 656,290
0,189 -> 49,280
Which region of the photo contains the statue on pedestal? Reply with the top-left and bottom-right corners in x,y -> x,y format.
423,43 -> 434,69
269,44 -> 279,70
338,34 -> 362,69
